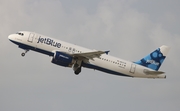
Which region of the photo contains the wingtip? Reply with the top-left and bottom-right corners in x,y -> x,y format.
105,51 -> 110,55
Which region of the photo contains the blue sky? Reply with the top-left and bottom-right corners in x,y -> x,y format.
1,0 -> 180,111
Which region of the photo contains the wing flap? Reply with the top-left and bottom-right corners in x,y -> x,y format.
71,51 -> 107,60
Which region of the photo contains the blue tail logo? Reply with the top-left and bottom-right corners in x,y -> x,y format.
135,45 -> 170,71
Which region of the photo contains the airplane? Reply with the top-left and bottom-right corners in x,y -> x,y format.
8,31 -> 170,79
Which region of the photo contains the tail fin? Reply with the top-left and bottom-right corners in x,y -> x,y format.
135,45 -> 170,71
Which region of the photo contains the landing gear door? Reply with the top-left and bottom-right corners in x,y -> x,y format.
130,64 -> 136,74
28,33 -> 35,43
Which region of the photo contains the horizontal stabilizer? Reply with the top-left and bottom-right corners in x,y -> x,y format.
143,69 -> 165,75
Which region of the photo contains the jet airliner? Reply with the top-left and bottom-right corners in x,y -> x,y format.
8,31 -> 170,78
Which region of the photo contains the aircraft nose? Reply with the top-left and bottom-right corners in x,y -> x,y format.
8,34 -> 14,40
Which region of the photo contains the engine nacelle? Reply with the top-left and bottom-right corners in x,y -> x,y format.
51,51 -> 74,67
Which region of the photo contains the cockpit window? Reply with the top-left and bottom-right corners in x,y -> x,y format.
16,32 -> 24,36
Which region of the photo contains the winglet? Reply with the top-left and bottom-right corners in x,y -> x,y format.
105,51 -> 110,55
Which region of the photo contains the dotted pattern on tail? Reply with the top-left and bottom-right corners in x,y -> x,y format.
135,48 -> 166,71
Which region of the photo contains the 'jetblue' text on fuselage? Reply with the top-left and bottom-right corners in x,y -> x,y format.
37,37 -> 61,48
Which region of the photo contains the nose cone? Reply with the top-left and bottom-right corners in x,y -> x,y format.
8,34 -> 16,42
8,34 -> 12,40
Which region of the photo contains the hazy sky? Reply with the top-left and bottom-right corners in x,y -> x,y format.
1,0 -> 180,111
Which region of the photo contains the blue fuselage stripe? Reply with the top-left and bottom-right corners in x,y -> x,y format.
10,40 -> 54,56
10,40 -> 131,77
82,63 -> 131,77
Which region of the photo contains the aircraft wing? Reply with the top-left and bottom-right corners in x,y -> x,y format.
71,51 -> 109,60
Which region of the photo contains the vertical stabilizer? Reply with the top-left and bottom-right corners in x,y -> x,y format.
135,45 -> 170,71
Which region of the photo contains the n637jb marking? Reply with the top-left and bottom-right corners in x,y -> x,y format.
8,31 -> 170,79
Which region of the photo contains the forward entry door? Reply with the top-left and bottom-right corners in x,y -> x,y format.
28,33 -> 35,43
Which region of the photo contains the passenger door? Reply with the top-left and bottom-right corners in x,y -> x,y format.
129,64 -> 136,74
28,33 -> 35,43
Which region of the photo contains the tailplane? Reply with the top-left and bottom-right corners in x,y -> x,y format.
135,45 -> 170,71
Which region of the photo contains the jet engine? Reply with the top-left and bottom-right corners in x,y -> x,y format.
51,51 -> 74,67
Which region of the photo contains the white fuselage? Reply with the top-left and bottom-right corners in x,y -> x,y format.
8,31 -> 166,78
